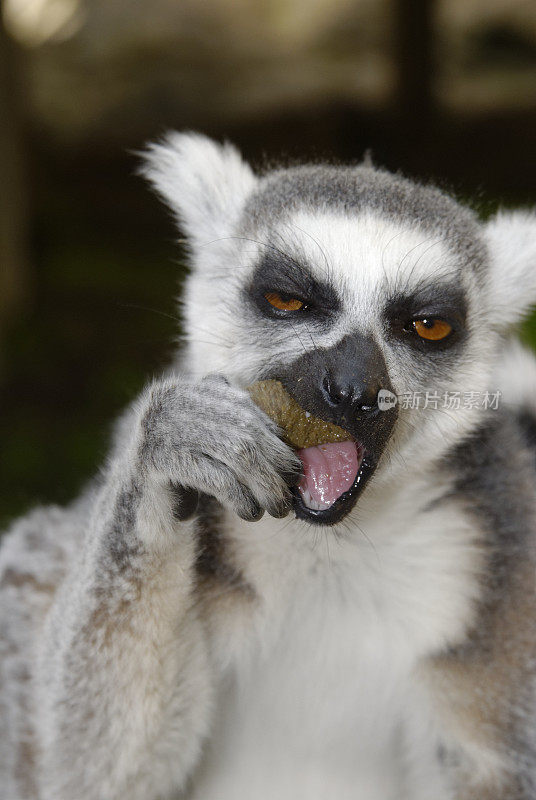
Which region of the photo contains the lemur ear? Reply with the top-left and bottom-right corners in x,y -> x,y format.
141,132 -> 257,248
485,210 -> 536,329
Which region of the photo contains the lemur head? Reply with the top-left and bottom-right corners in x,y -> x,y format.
143,133 -> 536,525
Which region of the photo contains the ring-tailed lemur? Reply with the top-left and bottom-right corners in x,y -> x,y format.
1,133 -> 536,800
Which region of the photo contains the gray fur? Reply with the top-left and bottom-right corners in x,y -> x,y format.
432,413 -> 536,797
247,164 -> 487,274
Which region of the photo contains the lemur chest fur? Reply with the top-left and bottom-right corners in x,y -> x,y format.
193,588 -> 413,800
190,488 -> 482,799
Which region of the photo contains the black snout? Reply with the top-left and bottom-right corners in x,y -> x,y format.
266,332 -> 398,525
311,333 -> 391,424
321,371 -> 381,414
270,332 -> 397,446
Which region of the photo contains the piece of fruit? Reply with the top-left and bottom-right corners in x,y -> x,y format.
247,380 -> 351,449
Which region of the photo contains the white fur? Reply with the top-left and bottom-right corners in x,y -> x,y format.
492,337 -> 536,413
485,210 -> 536,329
142,131 -> 257,248
190,471 -> 483,800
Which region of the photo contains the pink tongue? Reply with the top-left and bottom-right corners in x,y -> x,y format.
297,441 -> 362,511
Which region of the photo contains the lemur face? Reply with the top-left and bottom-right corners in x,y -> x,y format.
189,170 -> 490,524
227,173 -> 486,523
143,134 -> 536,525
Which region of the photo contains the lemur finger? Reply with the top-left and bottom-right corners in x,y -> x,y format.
282,467 -> 303,488
236,500 -> 264,522
174,452 -> 264,522
230,435 -> 302,502
219,481 -> 264,523
267,497 -> 292,519
198,442 -> 292,518
208,412 -> 302,479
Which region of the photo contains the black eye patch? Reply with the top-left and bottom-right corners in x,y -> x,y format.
245,250 -> 340,319
384,283 -> 468,351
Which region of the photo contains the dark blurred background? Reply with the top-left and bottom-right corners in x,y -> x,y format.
1,0 -> 536,526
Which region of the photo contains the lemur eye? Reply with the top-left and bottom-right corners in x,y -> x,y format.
413,318 -> 452,341
264,292 -> 304,312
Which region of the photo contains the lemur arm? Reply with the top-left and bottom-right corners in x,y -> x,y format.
34,375 -> 299,800
428,561 -> 536,799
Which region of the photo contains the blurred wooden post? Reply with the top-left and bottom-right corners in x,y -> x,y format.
0,0 -> 30,351
392,0 -> 436,124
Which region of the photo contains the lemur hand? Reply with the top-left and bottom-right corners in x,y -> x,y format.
138,374 -> 302,522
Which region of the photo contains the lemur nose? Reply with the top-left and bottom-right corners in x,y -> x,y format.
322,374 -> 348,406
322,373 -> 379,413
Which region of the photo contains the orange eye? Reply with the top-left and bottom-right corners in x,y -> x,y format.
413,318 -> 453,341
264,292 -> 304,312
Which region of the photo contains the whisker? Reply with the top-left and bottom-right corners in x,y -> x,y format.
289,320 -> 311,359
286,222 -> 333,285
199,234 -> 306,276
118,302 -> 181,324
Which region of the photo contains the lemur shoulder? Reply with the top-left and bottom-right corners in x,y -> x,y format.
1,133 -> 536,800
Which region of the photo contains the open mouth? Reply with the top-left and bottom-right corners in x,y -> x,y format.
292,440 -> 374,525
246,376 -> 396,526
